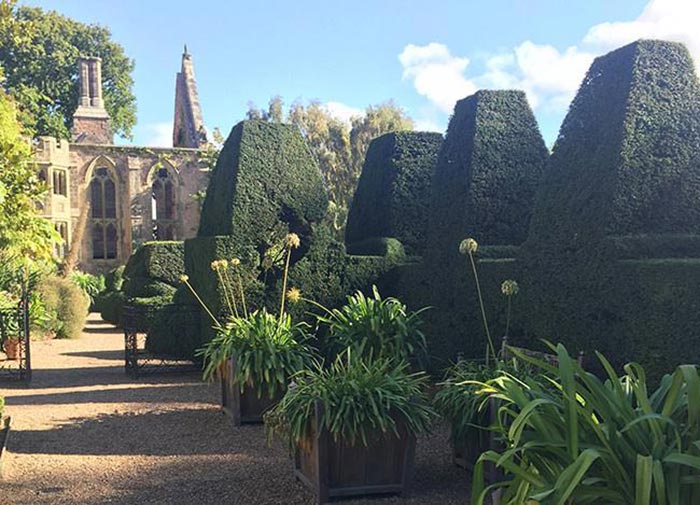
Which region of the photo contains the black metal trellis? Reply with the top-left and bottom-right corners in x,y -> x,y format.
0,288 -> 31,382
123,303 -> 198,377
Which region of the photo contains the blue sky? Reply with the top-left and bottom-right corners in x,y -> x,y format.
23,0 -> 700,147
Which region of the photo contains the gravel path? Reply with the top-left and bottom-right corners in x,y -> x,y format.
0,314 -> 470,504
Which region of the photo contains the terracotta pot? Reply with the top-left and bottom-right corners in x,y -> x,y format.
2,339 -> 20,360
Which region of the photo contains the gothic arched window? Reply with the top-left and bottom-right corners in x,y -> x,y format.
151,167 -> 177,240
91,167 -> 118,259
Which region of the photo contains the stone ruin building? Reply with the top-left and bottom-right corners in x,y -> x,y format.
35,48 -> 210,273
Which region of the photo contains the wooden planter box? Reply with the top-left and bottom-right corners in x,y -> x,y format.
220,356 -> 283,426
294,402 -> 416,504
0,416 -> 12,478
452,425 -> 491,471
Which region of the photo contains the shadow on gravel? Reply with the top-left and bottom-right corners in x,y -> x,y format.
80,428 -> 470,505
60,349 -> 126,361
5,383 -> 212,406
0,366 -> 202,390
10,408 -> 266,456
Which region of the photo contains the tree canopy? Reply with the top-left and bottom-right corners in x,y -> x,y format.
0,2 -> 136,139
246,97 -> 413,233
0,90 -> 58,262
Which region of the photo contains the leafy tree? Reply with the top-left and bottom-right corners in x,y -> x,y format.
0,90 -> 59,262
245,98 -> 413,233
0,2 -> 136,139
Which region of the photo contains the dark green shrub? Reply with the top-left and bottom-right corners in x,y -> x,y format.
37,275 -> 90,339
198,120 -> 328,242
122,241 -> 185,286
388,90 -> 547,368
122,278 -> 177,299
345,237 -> 406,259
146,303 -> 202,359
428,90 -> 548,254
185,122 -> 405,356
522,40 -> 700,374
99,290 -> 125,327
346,132 -> 442,254
104,265 -> 125,292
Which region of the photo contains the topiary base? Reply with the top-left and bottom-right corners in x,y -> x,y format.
294,402 -> 415,504
220,357 -> 284,426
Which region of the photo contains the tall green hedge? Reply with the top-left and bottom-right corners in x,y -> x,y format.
522,40 -> 700,376
182,121 -> 404,355
397,90 -> 547,366
345,132 -> 443,254
122,241 -> 185,286
198,120 -> 328,243
428,90 -> 548,255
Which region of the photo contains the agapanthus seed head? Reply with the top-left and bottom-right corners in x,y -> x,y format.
286,287 -> 302,304
179,274 -> 189,282
459,237 -> 479,255
231,258 -> 241,266
285,233 -> 301,249
501,279 -> 519,297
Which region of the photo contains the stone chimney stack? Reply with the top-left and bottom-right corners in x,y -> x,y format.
173,46 -> 208,148
72,56 -> 112,144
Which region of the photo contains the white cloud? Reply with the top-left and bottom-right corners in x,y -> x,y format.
400,0 -> 700,125
399,43 -> 477,113
324,101 -> 363,125
583,0 -> 700,60
413,117 -> 443,133
141,121 -> 173,148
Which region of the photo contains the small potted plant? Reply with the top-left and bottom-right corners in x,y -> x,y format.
1,312 -> 22,361
265,352 -> 435,504
266,287 -> 434,503
183,233 -> 314,425
434,360 -> 495,471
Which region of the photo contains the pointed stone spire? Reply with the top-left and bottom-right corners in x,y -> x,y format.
173,46 -> 207,148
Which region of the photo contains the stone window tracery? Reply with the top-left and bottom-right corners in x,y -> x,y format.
151,167 -> 177,240
91,166 -> 118,259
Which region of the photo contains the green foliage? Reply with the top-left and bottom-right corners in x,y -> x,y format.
346,131 -> 442,254
429,90 -> 547,252
0,395 -> 4,417
103,265 -> 125,292
98,290 -> 125,326
198,120 -> 328,241
187,123 -> 404,354
471,344 -> 700,505
146,303 -> 201,359
433,361 -> 494,446
122,241 -> 185,286
0,3 -> 136,138
394,89 -> 546,367
37,275 -> 89,339
523,40 -> 700,373
0,91 -> 58,261
316,286 -> 428,365
197,308 -> 314,398
265,352 -> 435,447
69,271 -> 105,307
345,237 -> 406,259
246,98 -> 414,236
